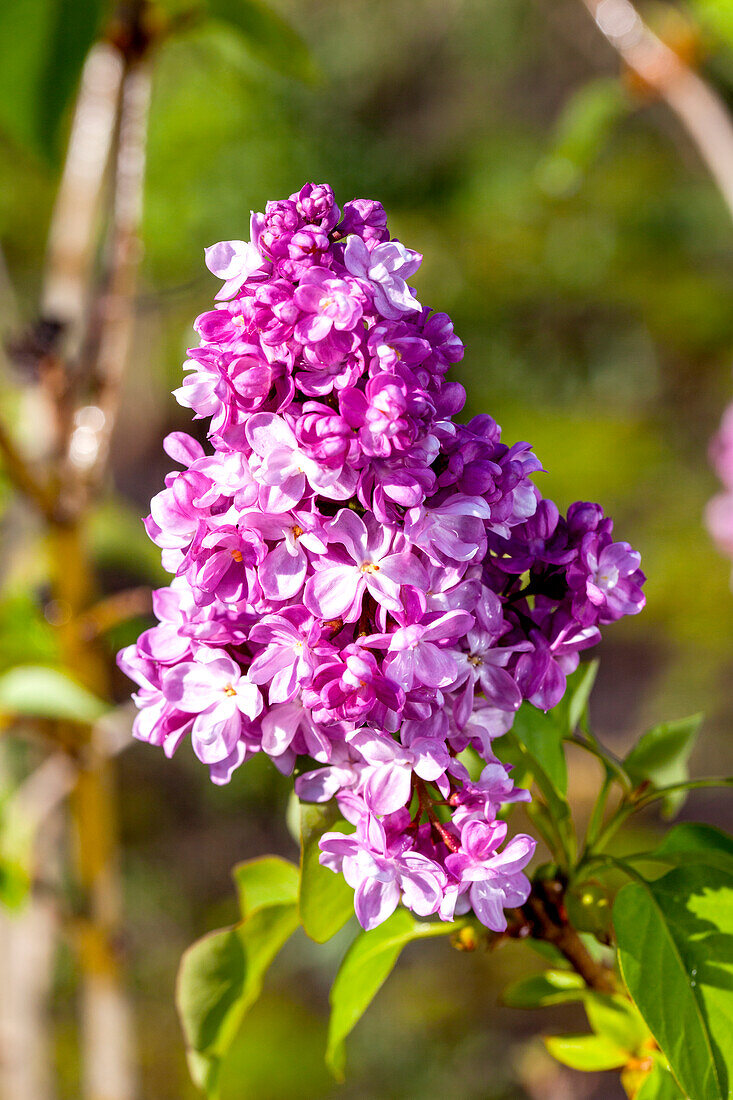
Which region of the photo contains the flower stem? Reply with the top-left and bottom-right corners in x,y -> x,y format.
519,877 -> 617,993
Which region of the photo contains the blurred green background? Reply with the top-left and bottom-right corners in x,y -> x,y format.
2,0 -> 733,1096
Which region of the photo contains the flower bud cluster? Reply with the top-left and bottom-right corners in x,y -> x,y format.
119,183 -> 646,932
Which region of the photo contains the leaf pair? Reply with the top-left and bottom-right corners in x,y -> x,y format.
176,856 -> 299,1098
299,800 -> 462,1079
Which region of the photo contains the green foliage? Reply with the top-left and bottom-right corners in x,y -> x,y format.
624,714 -> 702,815
298,800 -> 354,943
562,659 -> 599,733
205,0 -> 319,83
511,703 -> 568,794
584,994 -> 648,1054
0,0 -> 105,159
177,856 -> 299,1098
501,969 -> 586,1009
496,708 -> 575,866
326,910 -> 460,1079
635,1060 -> 686,1100
543,1033 -> 629,1071
653,822 -> 733,862
614,863 -> 733,1100
0,664 -> 107,724
543,987 -> 650,1075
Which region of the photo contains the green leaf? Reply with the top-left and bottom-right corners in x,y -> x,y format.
298,801 -> 354,943
177,857 -> 300,1097
206,0 -> 319,83
624,716 -> 702,813
501,969 -> 586,1009
614,863 -> 733,1099
177,926 -> 246,1094
558,659 -> 599,733
0,0 -> 104,158
512,703 -> 568,794
653,822 -> 733,862
624,824 -> 733,878
496,722 -> 575,865
543,1033 -> 628,1071
635,1059 -> 686,1100
585,994 -> 648,1053
0,665 -> 108,724
326,910 -> 458,1078
232,854 -> 298,917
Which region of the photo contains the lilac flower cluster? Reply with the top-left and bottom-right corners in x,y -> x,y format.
119,184 -> 646,933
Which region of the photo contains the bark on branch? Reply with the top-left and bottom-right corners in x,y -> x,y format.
519,878 -> 618,993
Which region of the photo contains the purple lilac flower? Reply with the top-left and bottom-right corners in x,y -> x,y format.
119,183 -> 645,934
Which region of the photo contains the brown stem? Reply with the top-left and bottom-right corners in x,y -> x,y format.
518,878 -> 618,993
579,0 -> 733,225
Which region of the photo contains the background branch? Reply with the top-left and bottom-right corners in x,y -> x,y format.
579,0 -> 733,224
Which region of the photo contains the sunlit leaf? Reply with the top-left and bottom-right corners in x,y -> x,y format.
635,1058 -> 686,1099
614,863 -> 733,1099
585,993 -> 648,1053
232,854 -> 298,917
543,1032 -> 628,1071
327,910 -> 458,1079
0,665 -> 107,724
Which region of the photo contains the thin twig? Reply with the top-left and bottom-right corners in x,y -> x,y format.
579,0 -> 733,223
